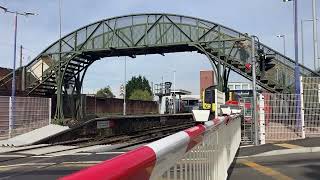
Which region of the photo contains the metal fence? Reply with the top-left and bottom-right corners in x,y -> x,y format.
239,97 -> 254,144
159,117 -> 241,180
302,77 -> 320,137
259,93 -> 304,142
0,96 -> 51,139
238,76 -> 320,143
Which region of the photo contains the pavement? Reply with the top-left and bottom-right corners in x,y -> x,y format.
229,152 -> 320,180
229,137 -> 320,180
238,137 -> 320,157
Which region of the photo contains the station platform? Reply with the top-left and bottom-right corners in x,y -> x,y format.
0,124 -> 69,147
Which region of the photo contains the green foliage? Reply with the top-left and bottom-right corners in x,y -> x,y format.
129,89 -> 153,101
96,86 -> 115,98
126,75 -> 152,100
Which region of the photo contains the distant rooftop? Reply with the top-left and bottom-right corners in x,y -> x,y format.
171,89 -> 192,95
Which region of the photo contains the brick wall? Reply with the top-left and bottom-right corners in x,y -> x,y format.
200,70 -> 214,100
0,67 -> 23,95
86,96 -> 158,115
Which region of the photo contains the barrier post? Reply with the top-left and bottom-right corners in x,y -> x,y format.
259,94 -> 266,145
300,76 -> 305,138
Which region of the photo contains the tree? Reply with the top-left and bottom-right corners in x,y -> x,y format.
129,89 -> 153,101
126,75 -> 152,100
96,86 -> 115,98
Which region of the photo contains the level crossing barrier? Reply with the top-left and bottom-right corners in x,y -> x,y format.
61,114 -> 241,180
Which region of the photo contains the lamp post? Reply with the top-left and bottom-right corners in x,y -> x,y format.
173,70 -> 176,114
251,35 -> 259,146
59,0 -> 62,40
0,5 -> 37,138
283,0 -> 300,95
294,0 -> 318,69
301,18 -> 319,67
283,0 -> 303,136
312,0 -> 318,70
276,35 -> 286,56
123,56 -> 127,116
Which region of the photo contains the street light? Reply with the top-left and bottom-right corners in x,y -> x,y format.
173,70 -> 176,114
251,35 -> 259,146
1,5 -> 37,138
59,0 -> 62,40
123,56 -> 127,116
276,35 -> 286,56
301,18 -> 319,67
312,0 -> 318,70
283,0 -> 304,138
283,0 -> 300,95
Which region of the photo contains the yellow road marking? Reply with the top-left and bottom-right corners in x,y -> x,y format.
275,143 -> 303,149
239,159 -> 293,180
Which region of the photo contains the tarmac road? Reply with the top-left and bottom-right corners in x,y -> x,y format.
229,151 -> 320,180
0,149 -> 126,179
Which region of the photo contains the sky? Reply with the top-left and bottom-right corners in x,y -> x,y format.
0,0 -> 319,97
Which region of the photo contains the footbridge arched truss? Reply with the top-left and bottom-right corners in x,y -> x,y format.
0,13 -> 318,120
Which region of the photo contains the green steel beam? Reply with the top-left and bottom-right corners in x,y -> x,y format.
0,13 -> 319,121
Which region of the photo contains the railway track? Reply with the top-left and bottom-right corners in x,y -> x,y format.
0,122 -> 195,163
0,121 -> 196,179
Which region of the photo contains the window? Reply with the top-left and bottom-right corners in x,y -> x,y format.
235,85 -> 241,90
228,85 -> 234,90
242,84 -> 249,90
205,89 -> 215,103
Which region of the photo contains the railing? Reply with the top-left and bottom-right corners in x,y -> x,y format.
253,76 -> 320,143
302,77 -> 320,137
259,93 -> 304,142
60,115 -> 241,180
0,96 -> 51,140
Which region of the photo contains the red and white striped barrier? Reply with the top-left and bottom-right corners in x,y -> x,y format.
60,115 -> 240,180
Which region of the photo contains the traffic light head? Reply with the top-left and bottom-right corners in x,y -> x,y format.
264,55 -> 275,71
258,50 -> 275,72
257,49 -> 264,56
258,50 -> 265,71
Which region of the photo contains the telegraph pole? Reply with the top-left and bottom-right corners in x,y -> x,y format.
123,56 -> 126,116
293,0 -> 300,95
312,0 -> 318,70
19,45 -> 23,67
251,35 -> 258,146
173,70 -> 176,114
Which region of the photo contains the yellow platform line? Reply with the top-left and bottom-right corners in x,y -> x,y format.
240,159 -> 293,180
275,143 -> 303,149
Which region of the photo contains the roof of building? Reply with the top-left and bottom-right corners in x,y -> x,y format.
171,89 -> 192,95
0,67 -> 12,78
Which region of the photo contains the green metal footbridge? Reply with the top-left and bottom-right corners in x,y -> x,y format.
0,13 -> 318,120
